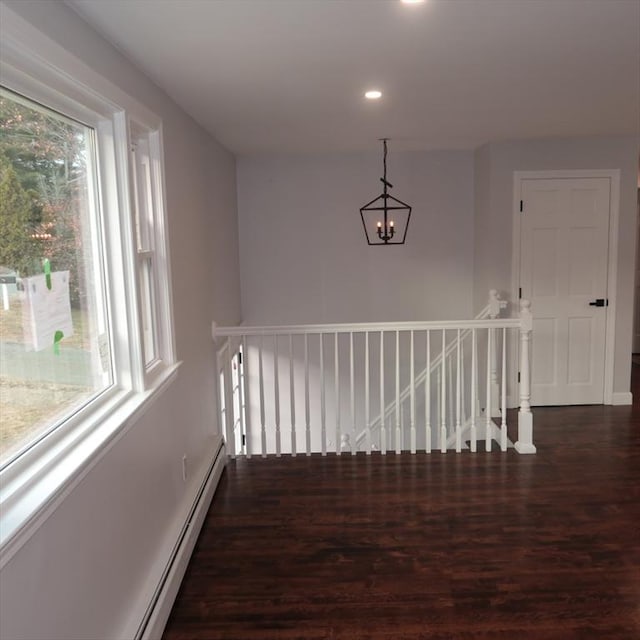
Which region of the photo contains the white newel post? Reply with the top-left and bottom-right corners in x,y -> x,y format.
516,300 -> 536,454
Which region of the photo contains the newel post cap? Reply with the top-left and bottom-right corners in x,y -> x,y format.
211,321 -> 218,342
519,299 -> 533,332
488,289 -> 500,318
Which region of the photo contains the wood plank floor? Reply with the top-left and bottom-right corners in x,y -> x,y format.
163,368 -> 640,639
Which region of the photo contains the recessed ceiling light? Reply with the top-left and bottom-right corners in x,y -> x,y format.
365,90 -> 382,100
401,0 -> 425,4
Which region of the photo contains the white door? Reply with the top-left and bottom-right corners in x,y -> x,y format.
519,177 -> 610,405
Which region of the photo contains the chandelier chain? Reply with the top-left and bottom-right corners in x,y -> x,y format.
382,138 -> 388,183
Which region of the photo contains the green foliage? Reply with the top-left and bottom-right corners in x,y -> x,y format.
0,153 -> 40,275
0,92 -> 88,305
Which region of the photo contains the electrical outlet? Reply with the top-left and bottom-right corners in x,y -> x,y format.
182,455 -> 188,481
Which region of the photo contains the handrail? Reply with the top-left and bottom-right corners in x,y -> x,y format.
213,317 -> 519,338
213,290 -> 508,339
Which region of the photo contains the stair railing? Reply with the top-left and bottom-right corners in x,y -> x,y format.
212,297 -> 535,458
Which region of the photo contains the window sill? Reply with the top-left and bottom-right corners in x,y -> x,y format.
0,361 -> 182,569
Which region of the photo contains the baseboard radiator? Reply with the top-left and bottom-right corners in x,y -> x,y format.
136,438 -> 226,640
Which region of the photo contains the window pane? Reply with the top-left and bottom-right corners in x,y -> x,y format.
131,135 -> 154,253
0,88 -> 113,466
139,255 -> 157,366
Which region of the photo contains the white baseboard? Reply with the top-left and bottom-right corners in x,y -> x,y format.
138,440 -> 227,640
611,391 -> 633,406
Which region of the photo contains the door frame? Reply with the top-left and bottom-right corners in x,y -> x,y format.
511,169 -> 621,406
633,189 -> 640,353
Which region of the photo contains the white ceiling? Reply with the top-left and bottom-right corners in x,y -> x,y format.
67,0 -> 640,156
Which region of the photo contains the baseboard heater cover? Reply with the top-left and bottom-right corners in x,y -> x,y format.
135,440 -> 226,640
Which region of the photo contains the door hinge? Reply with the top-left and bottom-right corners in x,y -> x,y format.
518,371 -> 521,383
242,434 -> 246,446
520,200 -> 524,213
238,351 -> 242,364
519,287 -> 522,299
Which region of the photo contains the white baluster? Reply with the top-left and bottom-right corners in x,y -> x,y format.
486,326 -> 492,451
241,336 -> 251,458
223,347 -> 235,458
274,335 -> 281,457
304,333 -> 311,456
516,300 -> 536,454
501,327 -> 508,451
455,328 -> 461,453
259,334 -> 266,457
425,330 -> 431,453
214,339 -> 222,444
380,331 -> 386,455
350,332 -> 356,456
440,329 -> 446,453
470,328 -> 477,453
410,330 -> 416,454
447,353 -> 454,436
490,330 -> 500,418
365,331 -> 371,454
395,330 -> 401,454
335,332 -> 340,456
436,369 -> 442,451
289,334 -> 296,457
461,334 -> 466,426
320,333 -> 326,456
489,290 -> 501,418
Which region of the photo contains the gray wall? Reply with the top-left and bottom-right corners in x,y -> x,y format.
238,150 -> 475,325
0,2 -> 241,639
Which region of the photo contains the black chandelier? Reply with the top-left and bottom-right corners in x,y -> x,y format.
359,138 -> 412,245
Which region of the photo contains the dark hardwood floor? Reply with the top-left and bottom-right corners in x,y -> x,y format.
163,368 -> 640,639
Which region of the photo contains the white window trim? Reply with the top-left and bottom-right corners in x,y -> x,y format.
128,123 -> 176,388
0,5 -> 179,566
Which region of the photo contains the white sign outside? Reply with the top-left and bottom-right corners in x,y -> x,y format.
21,271 -> 74,352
